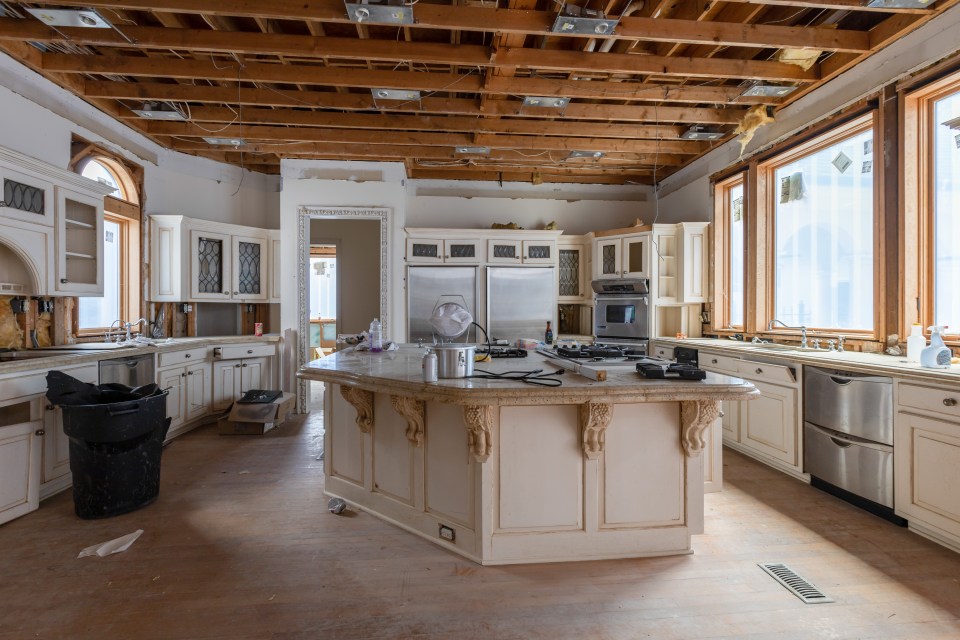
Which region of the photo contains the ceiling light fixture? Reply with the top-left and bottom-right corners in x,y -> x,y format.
522,96 -> 570,108
865,0 -> 932,8
680,125 -> 725,141
551,6 -> 619,36
739,84 -> 798,98
130,102 -> 186,121
203,137 -> 246,147
372,88 -> 421,101
455,146 -> 491,155
25,8 -> 112,28
568,151 -> 604,159
345,0 -> 414,25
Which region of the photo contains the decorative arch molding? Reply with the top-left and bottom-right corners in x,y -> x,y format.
296,206 -> 391,412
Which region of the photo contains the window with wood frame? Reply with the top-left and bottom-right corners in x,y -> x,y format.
757,113 -> 879,337
71,148 -> 142,335
904,69 -> 960,343
713,173 -> 746,331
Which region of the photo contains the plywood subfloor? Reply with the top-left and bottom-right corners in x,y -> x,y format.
2,411 -> 960,640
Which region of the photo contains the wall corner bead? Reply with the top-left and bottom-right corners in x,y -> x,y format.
579,401 -> 612,460
679,399 -> 721,457
340,385 -> 374,434
463,404 -> 493,463
389,395 -> 425,446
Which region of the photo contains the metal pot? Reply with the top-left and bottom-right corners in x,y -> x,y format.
432,344 -> 476,378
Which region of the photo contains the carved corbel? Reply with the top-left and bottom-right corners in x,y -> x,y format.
390,395 -> 425,447
579,401 -> 612,460
679,400 -> 722,457
339,386 -> 374,434
463,405 -> 493,463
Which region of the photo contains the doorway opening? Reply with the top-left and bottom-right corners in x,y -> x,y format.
309,244 -> 338,361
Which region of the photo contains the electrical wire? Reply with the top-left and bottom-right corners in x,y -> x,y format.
469,368 -> 565,387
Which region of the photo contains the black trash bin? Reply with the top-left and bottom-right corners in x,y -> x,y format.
49,372 -> 171,519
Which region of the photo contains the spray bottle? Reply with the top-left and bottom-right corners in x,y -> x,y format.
920,326 -> 951,369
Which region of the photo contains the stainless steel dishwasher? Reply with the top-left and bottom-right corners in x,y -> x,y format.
803,366 -> 904,524
99,353 -> 156,387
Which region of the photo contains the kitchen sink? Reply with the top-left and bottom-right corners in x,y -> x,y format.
745,343 -> 799,353
0,350 -> 66,361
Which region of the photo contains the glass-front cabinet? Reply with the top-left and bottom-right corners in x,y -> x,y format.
54,187 -> 103,295
232,234 -> 267,301
557,238 -> 588,302
190,228 -> 231,300
595,234 -> 649,280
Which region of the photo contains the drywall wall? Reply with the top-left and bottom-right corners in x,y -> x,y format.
310,219 -> 381,335
0,53 -> 280,229
655,4 -> 960,223
407,181 -> 652,234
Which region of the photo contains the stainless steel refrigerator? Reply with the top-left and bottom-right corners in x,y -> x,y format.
407,266 -> 479,343
486,266 -> 556,344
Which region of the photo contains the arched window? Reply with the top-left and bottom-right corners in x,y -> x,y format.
72,149 -> 143,335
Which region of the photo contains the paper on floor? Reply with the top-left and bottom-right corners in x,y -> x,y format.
78,529 -> 144,558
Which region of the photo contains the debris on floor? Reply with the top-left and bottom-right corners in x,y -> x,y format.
77,529 -> 144,558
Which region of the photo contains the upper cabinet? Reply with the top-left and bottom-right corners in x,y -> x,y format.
0,146 -> 113,297
557,235 -> 589,303
594,233 -> 649,280
150,215 -> 273,303
405,237 -> 482,264
487,238 -> 558,265
649,222 -> 709,304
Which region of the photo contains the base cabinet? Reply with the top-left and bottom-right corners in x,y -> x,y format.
0,410 -> 42,526
212,357 -> 268,411
159,362 -> 211,438
41,364 -> 98,497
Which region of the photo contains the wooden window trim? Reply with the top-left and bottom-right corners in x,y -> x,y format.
755,111 -> 883,340
711,173 -> 746,335
76,212 -> 141,336
902,69 -> 960,344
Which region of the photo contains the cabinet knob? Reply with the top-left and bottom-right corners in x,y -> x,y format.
46,404 -> 55,411
223,291 -> 228,295
247,349 -> 253,354
185,353 -> 191,358
35,429 -> 45,436
945,398 -> 958,407
235,363 -> 241,368
234,291 -> 239,295
60,278 -> 68,284
181,372 -> 186,377
755,368 -> 763,374
242,363 -> 248,368
711,359 -> 718,364
188,371 -> 194,375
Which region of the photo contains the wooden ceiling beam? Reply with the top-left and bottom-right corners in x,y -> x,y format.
116,105 -> 688,139
81,80 -> 745,124
711,0 -> 933,14
146,121 -> 708,153
2,19 -> 818,82
406,169 -> 654,185
166,138 -> 687,165
23,0 -> 873,51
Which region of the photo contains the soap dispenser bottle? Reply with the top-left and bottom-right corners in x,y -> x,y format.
920,326 -> 951,369
906,323 -> 926,363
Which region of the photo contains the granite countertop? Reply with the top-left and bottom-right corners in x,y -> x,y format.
298,344 -> 758,405
654,337 -> 960,386
0,335 -> 281,376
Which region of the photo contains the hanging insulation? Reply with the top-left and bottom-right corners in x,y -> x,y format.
734,105 -> 776,155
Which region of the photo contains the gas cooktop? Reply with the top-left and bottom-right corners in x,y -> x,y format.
555,344 -> 647,361
476,346 -> 528,358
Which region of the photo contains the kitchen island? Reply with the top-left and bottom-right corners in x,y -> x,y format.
299,346 -> 757,565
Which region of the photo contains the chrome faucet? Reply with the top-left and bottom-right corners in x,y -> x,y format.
767,319 -> 808,349
837,335 -> 845,352
124,318 -> 150,341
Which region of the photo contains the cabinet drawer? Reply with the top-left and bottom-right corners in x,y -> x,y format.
652,345 -> 674,360
899,383 -> 960,421
158,348 -> 209,368
701,352 -> 739,374
737,360 -> 796,385
0,372 -> 47,402
218,344 -> 275,360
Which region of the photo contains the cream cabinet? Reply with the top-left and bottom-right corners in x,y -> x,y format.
149,215 -> 272,303
0,398 -> 42,526
40,364 -> 98,498
895,381 -> 960,550
649,222 -> 709,304
159,360 -> 211,438
405,237 -> 482,264
212,343 -> 276,410
488,238 -> 558,265
594,233 -> 649,280
557,237 -> 588,302
0,145 -> 113,297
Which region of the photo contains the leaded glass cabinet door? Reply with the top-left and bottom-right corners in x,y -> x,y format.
595,238 -> 622,279
190,228 -> 232,300
557,243 -> 586,302
0,166 -> 54,227
231,234 -> 268,301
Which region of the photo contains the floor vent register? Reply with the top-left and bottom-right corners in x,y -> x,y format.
758,563 -> 835,604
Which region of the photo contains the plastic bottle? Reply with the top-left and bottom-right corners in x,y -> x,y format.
906,323 -> 926,363
422,349 -> 438,383
544,321 -> 554,346
369,318 -> 383,352
920,325 -> 950,369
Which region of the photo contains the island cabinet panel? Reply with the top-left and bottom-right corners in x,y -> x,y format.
424,402 -> 475,529
497,405 -> 582,531
372,395 -> 415,506
329,391 -> 365,487
740,380 -> 798,467
601,403 -> 683,527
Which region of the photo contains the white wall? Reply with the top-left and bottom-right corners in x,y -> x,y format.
310,219 -> 381,334
655,4 -> 960,223
0,53 -> 280,229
